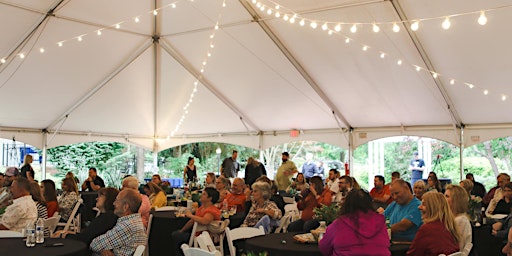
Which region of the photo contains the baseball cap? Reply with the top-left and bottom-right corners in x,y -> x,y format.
5,167 -> 19,176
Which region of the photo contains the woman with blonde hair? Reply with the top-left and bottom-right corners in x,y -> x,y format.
147,182 -> 167,209
459,179 -> 474,196
445,184 -> 472,256
58,177 -> 79,222
20,154 -> 34,181
407,191 -> 459,256
413,180 -> 427,200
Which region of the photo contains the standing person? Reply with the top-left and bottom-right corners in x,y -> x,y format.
370,175 -> 392,209
59,177 -> 79,222
220,150 -> 240,179
41,179 -> 59,217
408,151 -> 425,186
275,152 -> 298,191
445,184 -> 472,256
407,192 -> 460,256
466,173 -> 486,198
81,167 -> 105,192
183,157 -> 197,183
244,157 -> 267,187
384,179 -> 423,242
90,189 -> 146,256
0,177 -> 37,232
301,153 -> 318,181
320,189 -> 390,256
20,154 -> 35,181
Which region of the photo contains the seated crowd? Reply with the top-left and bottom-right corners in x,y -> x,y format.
2,160 -> 511,256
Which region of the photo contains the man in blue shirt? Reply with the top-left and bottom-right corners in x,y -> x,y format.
301,153 -> 318,182
384,179 -> 422,241
408,152 -> 425,186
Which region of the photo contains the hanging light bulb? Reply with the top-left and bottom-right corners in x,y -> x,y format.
222,1 -> 226,7
289,17 -> 295,23
153,10 -> 158,16
0,58 -> 5,63
57,42 -> 63,47
215,23 -> 219,30
252,0 -> 256,4
397,59 -> 402,65
415,66 -> 421,71
275,12 -> 280,18
410,20 -> 419,31
115,23 -> 121,29
345,38 -> 350,44
19,53 -> 25,59
392,22 -> 400,32
77,36 -> 83,42
39,48 -> 45,53
283,14 -> 289,21
372,23 -> 380,33
362,45 -> 368,51
207,52 -> 211,57
334,24 -> 341,32
478,11 -> 487,25
442,17 -> 451,30
432,73 -> 438,78
502,95 -> 507,101
256,2 -> 261,8
466,83 -> 474,89
134,17 -> 140,23
299,19 -> 305,26
483,90 -> 489,95
260,5 -> 265,11
267,9 -> 272,15
450,79 -> 455,85
275,5 -> 280,10
210,34 -> 214,39
322,23 -> 328,31
171,3 -> 176,8
350,24 -> 357,33
97,30 -> 102,36
380,53 -> 385,59
310,21 -> 317,29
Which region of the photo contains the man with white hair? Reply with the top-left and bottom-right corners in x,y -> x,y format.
122,176 -> 150,229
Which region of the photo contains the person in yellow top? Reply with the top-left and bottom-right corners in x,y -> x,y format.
146,182 -> 167,209
275,152 -> 298,191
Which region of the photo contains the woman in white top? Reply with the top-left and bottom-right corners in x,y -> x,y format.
445,184 -> 472,256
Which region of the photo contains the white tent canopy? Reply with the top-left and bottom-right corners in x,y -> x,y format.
1,0 -> 512,152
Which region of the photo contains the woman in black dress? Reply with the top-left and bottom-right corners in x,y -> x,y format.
183,157 -> 197,183
20,154 -> 35,181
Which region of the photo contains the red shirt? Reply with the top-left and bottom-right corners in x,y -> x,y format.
407,220 -> 459,256
224,193 -> 246,213
196,205 -> 221,220
298,188 -> 332,221
370,185 -> 393,205
46,200 -> 58,218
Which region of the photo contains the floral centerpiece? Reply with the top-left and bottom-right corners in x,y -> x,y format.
313,203 -> 340,225
468,195 -> 482,221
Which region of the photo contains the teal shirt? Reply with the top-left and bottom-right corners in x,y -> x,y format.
384,197 -> 423,241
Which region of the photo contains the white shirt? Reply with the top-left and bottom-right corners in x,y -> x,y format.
1,195 -> 37,232
455,214 -> 472,256
487,187 -> 504,216
326,178 -> 339,194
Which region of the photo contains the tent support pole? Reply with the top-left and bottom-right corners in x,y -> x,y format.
41,131 -> 48,181
459,126 -> 464,181
348,128 -> 353,176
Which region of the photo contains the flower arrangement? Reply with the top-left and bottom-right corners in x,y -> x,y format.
468,195 -> 482,221
313,203 -> 340,225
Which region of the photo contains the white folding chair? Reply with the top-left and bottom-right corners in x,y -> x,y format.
225,226 -> 265,256
0,231 -> 23,237
144,214 -> 153,256
284,203 -> 300,221
188,222 -> 209,247
274,214 -> 291,233
133,244 -> 145,256
44,216 -> 60,237
181,244 -> 216,256
195,231 -> 222,256
57,198 -> 83,232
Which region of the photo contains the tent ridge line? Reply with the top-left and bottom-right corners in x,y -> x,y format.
44,39 -> 153,131
390,0 -> 463,127
239,0 -> 352,129
158,38 -> 261,133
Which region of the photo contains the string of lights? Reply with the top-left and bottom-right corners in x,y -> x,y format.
250,0 -> 511,101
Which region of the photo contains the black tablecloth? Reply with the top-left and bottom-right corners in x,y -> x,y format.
149,210 -> 189,256
390,243 -> 410,256
472,224 -> 505,256
0,238 -> 87,256
245,232 -> 322,256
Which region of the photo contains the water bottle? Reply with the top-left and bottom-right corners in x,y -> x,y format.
25,222 -> 36,247
35,218 -> 44,243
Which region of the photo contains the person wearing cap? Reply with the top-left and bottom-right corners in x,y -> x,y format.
220,150 -> 240,178
0,167 -> 19,209
408,151 -> 425,186
0,177 -> 37,232
275,152 -> 298,192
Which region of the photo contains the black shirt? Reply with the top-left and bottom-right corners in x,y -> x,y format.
85,176 -> 105,191
67,211 -> 118,245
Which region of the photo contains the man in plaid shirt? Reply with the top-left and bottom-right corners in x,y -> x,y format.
90,189 -> 146,256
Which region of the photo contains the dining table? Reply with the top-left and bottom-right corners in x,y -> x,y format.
149,209 -> 189,256
0,237 -> 88,256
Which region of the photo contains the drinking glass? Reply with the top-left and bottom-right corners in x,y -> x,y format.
230,206 -> 237,215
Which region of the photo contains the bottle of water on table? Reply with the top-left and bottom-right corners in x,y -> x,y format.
36,218 -> 44,243
26,222 -> 36,247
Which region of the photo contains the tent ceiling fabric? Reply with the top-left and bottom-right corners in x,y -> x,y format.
0,0 -> 511,151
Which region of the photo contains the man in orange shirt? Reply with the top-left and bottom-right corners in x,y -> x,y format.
370,175 -> 392,209
224,178 -> 246,213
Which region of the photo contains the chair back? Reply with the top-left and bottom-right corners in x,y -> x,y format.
58,198 -> 83,232
0,231 -> 23,237
181,244 -> 217,256
225,226 -> 265,256
188,222 -> 209,247
133,244 -> 145,256
144,214 -> 153,256
274,214 -> 291,233
44,216 -> 60,236
195,231 -> 222,256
